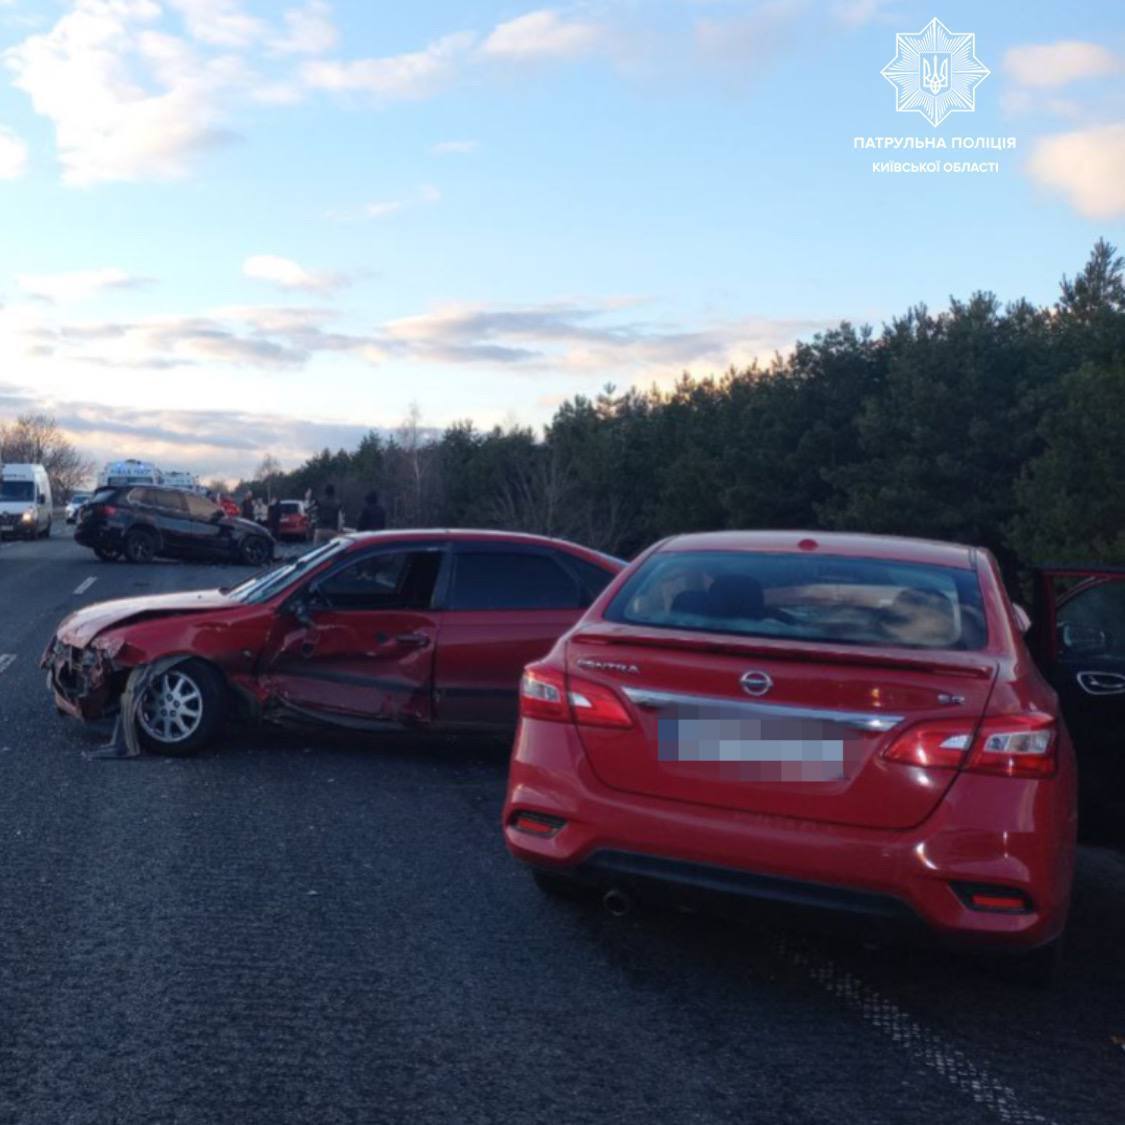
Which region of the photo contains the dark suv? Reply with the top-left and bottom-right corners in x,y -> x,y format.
76,486 -> 274,566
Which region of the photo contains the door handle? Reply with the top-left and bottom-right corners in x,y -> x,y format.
395,631 -> 431,649
1076,671 -> 1125,696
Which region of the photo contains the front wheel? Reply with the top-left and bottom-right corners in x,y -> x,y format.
239,536 -> 271,567
136,660 -> 225,755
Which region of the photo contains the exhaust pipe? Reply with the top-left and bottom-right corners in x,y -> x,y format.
602,888 -> 632,917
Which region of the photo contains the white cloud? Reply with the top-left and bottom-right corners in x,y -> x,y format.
365,200 -> 403,218
419,183 -> 441,203
0,124 -> 28,178
242,254 -> 349,292
832,0 -> 896,27
1004,41 -> 1119,89
481,9 -> 604,61
166,0 -> 264,48
17,267 -> 152,303
4,0 -> 238,185
301,31 -> 475,100
270,1 -> 338,56
432,138 -> 478,154
1027,124 -> 1125,219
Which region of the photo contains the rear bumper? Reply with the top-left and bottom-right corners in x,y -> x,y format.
503,720 -> 1076,950
75,522 -> 121,550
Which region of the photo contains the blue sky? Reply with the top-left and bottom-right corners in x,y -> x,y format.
0,0 -> 1122,482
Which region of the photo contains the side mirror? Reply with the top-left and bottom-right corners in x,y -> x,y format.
38,493 -> 46,505
1012,604 -> 1032,634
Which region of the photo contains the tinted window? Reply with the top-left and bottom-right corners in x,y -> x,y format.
317,551 -> 441,611
184,493 -> 221,521
605,551 -> 988,651
450,552 -> 580,611
280,502 -> 301,515
565,555 -> 618,604
1057,581 -> 1125,658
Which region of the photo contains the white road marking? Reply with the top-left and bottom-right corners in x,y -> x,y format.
74,576 -> 97,595
779,939 -> 1056,1125
0,655 -> 16,674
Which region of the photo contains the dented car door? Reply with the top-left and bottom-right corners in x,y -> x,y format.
261,544 -> 446,725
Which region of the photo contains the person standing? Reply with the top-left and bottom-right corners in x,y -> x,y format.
240,492 -> 255,520
267,495 -> 282,540
356,490 -> 387,532
313,483 -> 342,545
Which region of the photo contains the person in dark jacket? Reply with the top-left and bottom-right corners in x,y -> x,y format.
313,483 -> 342,545
240,492 -> 255,521
356,490 -> 387,532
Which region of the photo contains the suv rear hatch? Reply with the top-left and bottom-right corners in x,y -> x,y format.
569,547 -> 999,830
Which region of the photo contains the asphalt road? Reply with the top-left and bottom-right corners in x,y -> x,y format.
1,532 -> 1122,1125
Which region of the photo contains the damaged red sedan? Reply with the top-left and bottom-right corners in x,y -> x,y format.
43,531 -> 622,755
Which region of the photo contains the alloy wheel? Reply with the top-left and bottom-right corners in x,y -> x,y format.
137,670 -> 205,744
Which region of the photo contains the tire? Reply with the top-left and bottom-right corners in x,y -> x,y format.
40,519 -> 52,540
123,528 -> 157,564
94,546 -> 120,562
135,660 -> 225,756
239,535 -> 271,567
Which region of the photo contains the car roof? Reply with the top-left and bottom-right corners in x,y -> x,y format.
657,530 -> 978,570
342,528 -> 624,565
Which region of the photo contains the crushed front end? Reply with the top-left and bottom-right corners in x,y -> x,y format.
41,633 -> 130,721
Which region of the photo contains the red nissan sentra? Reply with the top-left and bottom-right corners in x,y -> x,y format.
504,531 -> 1077,967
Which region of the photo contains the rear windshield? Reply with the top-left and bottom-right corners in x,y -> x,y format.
280,502 -> 301,515
604,550 -> 988,651
0,481 -> 34,501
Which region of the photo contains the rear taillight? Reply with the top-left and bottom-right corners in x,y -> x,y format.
965,713 -> 1056,778
884,712 -> 1056,778
519,663 -> 633,729
952,882 -> 1034,914
882,719 -> 971,769
96,504 -> 117,518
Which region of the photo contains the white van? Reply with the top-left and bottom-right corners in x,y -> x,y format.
97,459 -> 163,489
0,463 -> 53,539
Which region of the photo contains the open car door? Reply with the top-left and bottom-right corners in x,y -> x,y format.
1032,563 -> 1125,837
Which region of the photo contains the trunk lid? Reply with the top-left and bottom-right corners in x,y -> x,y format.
567,624 -> 998,830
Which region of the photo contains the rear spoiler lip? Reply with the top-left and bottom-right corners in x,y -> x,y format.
570,626 -> 998,680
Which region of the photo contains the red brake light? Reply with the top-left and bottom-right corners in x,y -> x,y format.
884,712 -> 1056,778
883,719 -> 972,769
510,811 -> 566,837
98,504 -> 117,517
519,663 -> 633,729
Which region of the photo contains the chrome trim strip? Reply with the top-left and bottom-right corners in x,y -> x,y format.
619,687 -> 904,732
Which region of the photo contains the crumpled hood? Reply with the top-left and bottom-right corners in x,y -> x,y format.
58,589 -> 235,648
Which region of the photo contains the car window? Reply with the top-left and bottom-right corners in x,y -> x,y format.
1057,581 -> 1125,659
184,493 -> 220,521
280,502 -> 301,515
317,551 -> 442,611
0,480 -> 34,501
150,489 -> 187,512
449,551 -> 581,611
604,551 -> 988,651
565,555 -> 618,604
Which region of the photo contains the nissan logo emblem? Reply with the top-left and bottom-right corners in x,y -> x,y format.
740,670 -> 773,697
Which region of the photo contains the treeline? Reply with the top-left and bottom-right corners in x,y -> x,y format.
244,241 -> 1125,571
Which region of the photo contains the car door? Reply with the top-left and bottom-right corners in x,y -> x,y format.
182,491 -> 230,557
131,488 -> 193,553
260,543 -> 446,725
433,544 -> 591,729
1032,565 -> 1125,834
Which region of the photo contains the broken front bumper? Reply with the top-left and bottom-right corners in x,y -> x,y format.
40,637 -> 121,720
